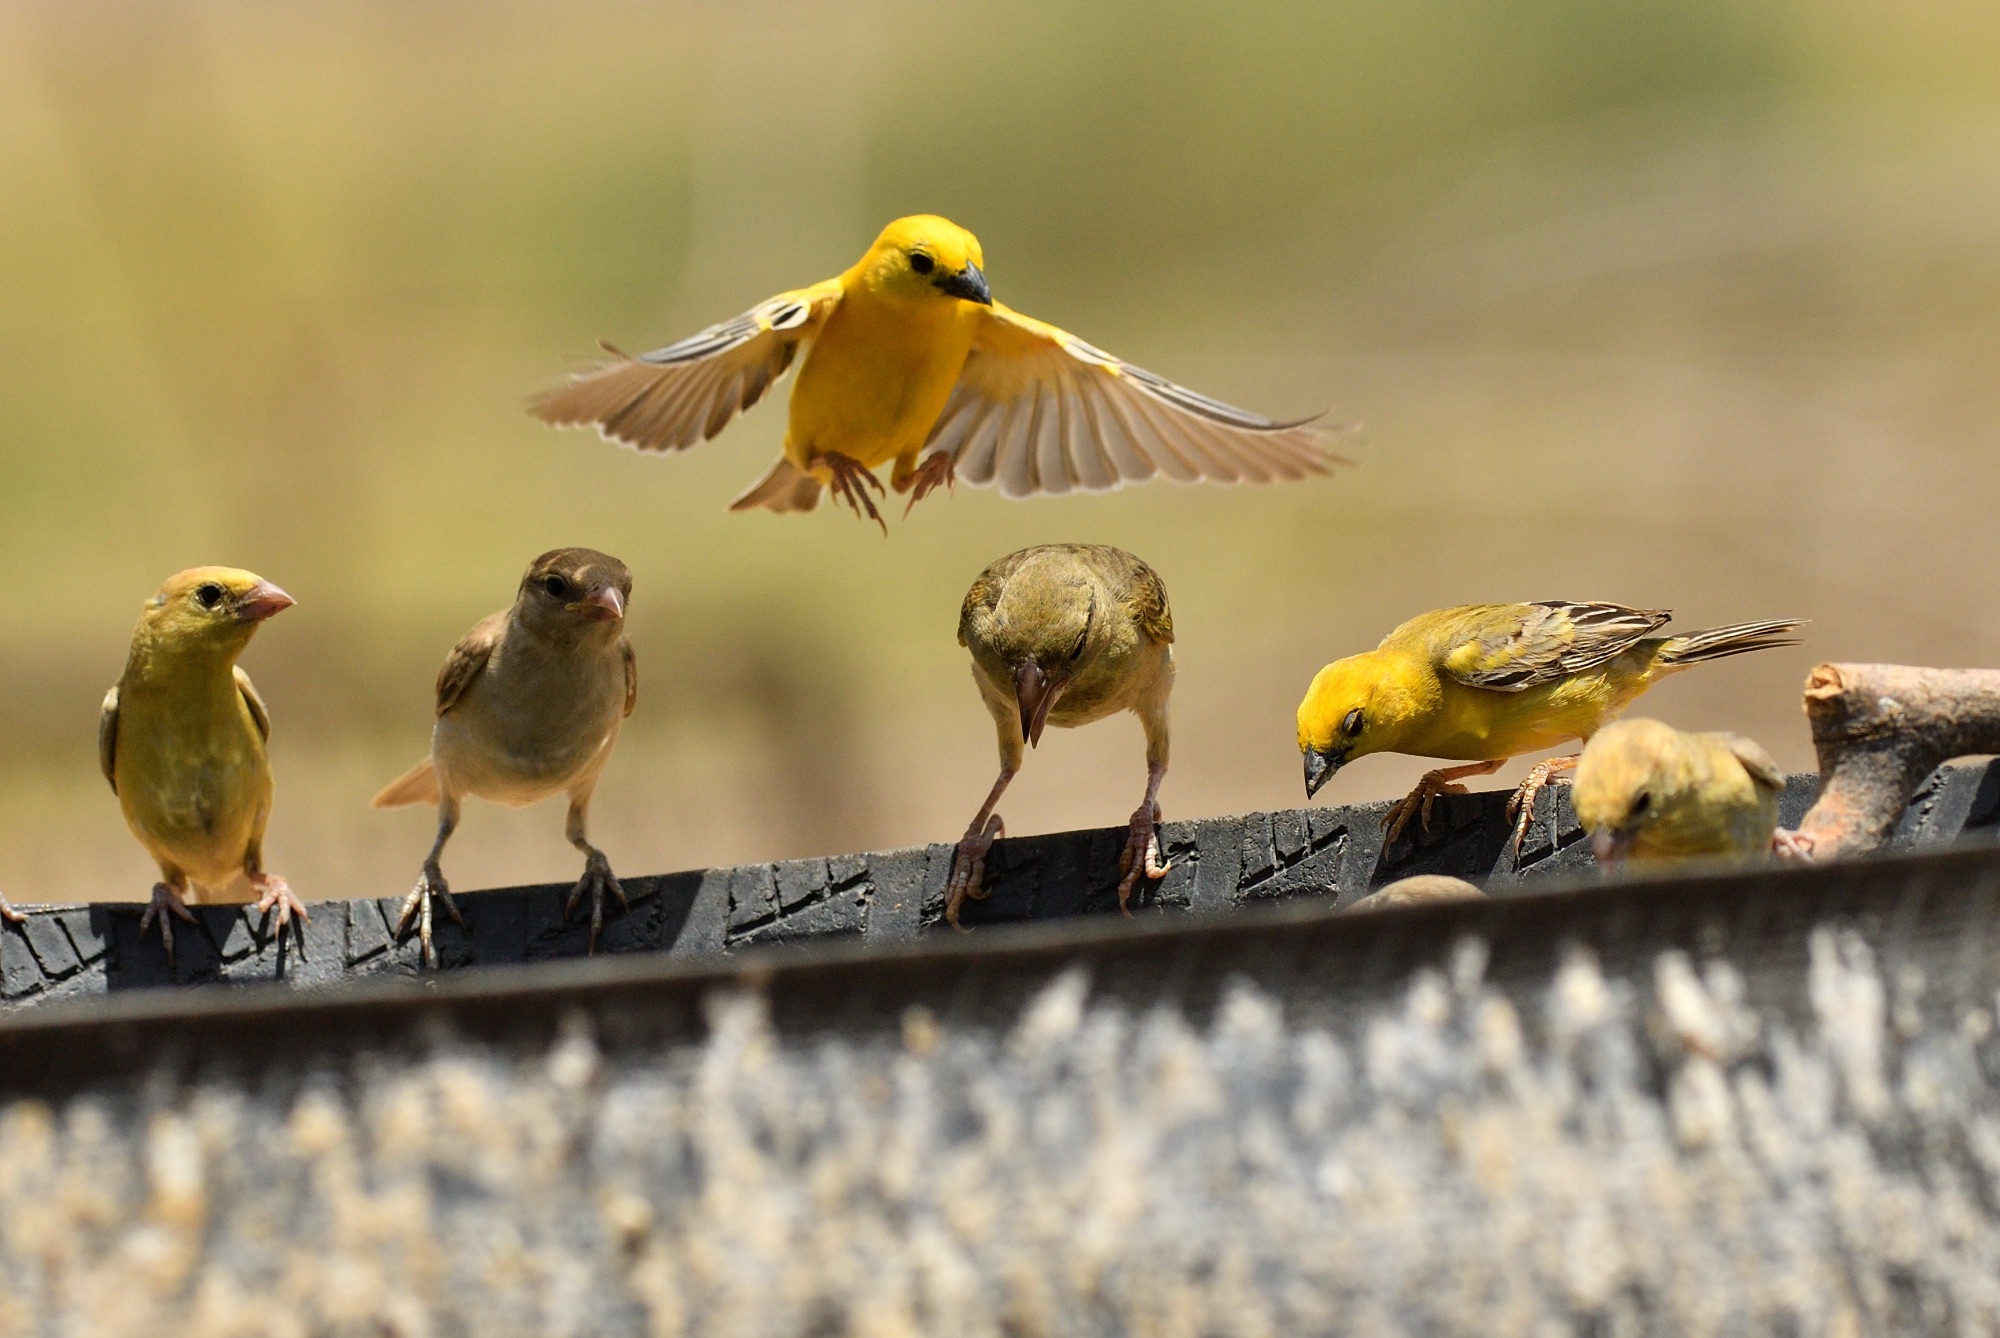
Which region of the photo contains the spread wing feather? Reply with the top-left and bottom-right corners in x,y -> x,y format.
924,304 -> 1346,499
530,281 -> 843,453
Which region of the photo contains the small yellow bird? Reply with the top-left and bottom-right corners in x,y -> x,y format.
1572,717 -> 1787,865
373,549 -> 637,965
532,215 -> 1343,528
1296,602 -> 1802,852
100,567 -> 304,962
949,545 -> 1175,927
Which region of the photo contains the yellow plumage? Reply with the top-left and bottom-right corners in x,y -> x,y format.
533,215 -> 1342,525
100,567 -> 304,960
1571,718 -> 1784,864
1296,601 -> 1802,848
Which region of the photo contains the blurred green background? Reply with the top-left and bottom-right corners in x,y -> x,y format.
3,0 -> 1997,903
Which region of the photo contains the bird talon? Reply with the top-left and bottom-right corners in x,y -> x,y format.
139,882 -> 199,967
249,872 -> 309,950
565,852 -> 629,954
1772,828 -> 1815,863
821,451 -> 889,533
946,813 -> 1004,929
1506,756 -> 1579,858
395,864 -> 459,969
901,453 -> 957,516
1116,801 -> 1169,915
0,893 -> 22,925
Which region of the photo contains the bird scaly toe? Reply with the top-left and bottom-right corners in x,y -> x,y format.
1381,774 -> 1469,848
946,813 -> 1004,930
1772,828 -> 1815,863
395,862 -> 462,970
0,892 -> 21,925
250,872 -> 310,951
565,851 -> 630,954
822,451 -> 888,534
1506,756 -> 1579,858
139,882 -> 199,966
901,453 -> 957,516
1116,801 -> 1170,915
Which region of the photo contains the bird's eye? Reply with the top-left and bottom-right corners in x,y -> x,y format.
542,575 -> 570,599
1342,708 -> 1365,736
1632,792 -> 1652,815
194,583 -> 225,609
909,251 -> 935,274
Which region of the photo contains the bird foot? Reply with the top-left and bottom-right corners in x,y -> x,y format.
565,850 -> 629,954
900,452 -> 956,515
1505,755 -> 1580,857
1383,774 -> 1468,847
0,891 -> 21,925
946,813 -> 1004,930
820,451 -> 888,534
395,862 -> 463,969
249,871 -> 310,952
139,881 -> 199,966
1116,801 -> 1170,914
1772,828 -> 1815,863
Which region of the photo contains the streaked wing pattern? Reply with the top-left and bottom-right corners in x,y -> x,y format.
923,305 -> 1345,499
529,282 -> 840,453
1449,602 -> 1674,691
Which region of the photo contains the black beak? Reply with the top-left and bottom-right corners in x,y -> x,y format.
1304,747 -> 1341,798
1015,661 -> 1063,748
934,262 -> 991,305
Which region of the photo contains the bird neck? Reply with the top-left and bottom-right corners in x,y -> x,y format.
123,622 -> 248,689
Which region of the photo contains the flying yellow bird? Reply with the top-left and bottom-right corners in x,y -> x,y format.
1572,717 -> 1795,865
100,567 -> 305,963
1296,602 -> 1803,853
532,215 -> 1343,528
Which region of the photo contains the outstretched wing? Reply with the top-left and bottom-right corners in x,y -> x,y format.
436,613 -> 504,717
921,303 -> 1346,499
234,667 -> 271,742
98,686 -> 119,793
531,280 -> 843,453
1443,602 -> 1672,692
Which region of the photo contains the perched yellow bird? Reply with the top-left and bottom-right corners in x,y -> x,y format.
949,545 -> 1175,927
1571,717 -> 1790,865
532,215 -> 1343,528
373,549 -> 637,965
1296,602 -> 1803,852
100,568 -> 304,962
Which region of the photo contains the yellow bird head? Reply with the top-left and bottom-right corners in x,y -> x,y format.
516,547 -> 632,635
139,567 -> 294,656
1296,652 -> 1409,797
856,215 -> 991,307
1571,718 -> 1690,861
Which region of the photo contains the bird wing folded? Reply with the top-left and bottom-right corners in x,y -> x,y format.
620,637 -> 638,718
435,613 -> 504,717
1443,602 -> 1673,691
923,304 -> 1346,498
1715,732 -> 1784,791
234,667 -> 271,742
530,280 -> 844,453
98,685 -> 120,793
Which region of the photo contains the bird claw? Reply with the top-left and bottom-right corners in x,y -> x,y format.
946,813 -> 1004,930
1772,828 -> 1816,863
0,892 -> 22,925
565,851 -> 629,954
821,451 -> 888,534
1506,756 -> 1579,858
1116,801 -> 1170,914
249,872 -> 310,952
1382,775 -> 1469,848
138,882 -> 199,967
900,453 -> 956,516
395,862 -> 462,970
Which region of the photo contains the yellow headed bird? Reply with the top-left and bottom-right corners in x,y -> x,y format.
949,545 -> 1176,927
100,568 -> 304,962
1571,717 -> 1795,865
1296,602 -> 1802,852
532,215 -> 1343,528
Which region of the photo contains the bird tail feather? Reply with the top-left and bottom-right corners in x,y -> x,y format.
1658,619 -> 1805,669
372,758 -> 441,809
729,457 -> 822,513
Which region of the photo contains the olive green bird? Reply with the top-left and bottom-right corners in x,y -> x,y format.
100,567 -> 305,963
1297,602 -> 1803,854
949,544 -> 1175,928
373,548 -> 637,966
1573,717 -> 1807,865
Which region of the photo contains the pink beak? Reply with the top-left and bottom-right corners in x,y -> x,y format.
578,585 -> 625,621
236,580 -> 295,623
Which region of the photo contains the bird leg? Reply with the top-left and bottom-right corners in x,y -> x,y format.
1506,754 -> 1581,856
1382,759 -> 1508,847
564,796 -> 628,953
1771,828 -> 1816,862
946,765 -> 1017,930
139,877 -> 199,966
0,892 -> 21,925
395,798 -> 464,969
248,870 -> 310,949
1116,761 -> 1172,914
818,451 -> 888,534
896,452 -> 957,515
